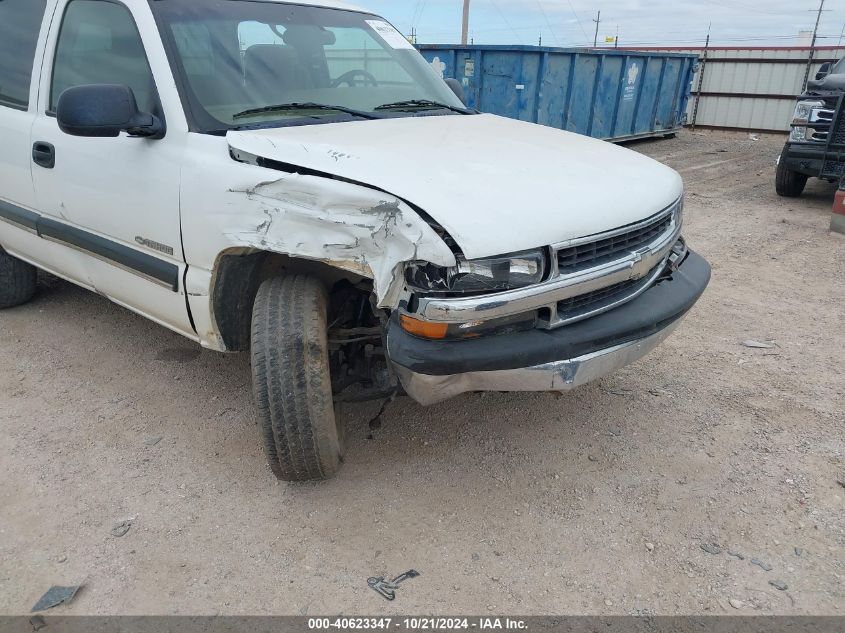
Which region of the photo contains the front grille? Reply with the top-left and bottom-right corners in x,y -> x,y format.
557,211 -> 673,274
832,111 -> 845,145
556,272 -> 654,321
822,160 -> 845,178
815,108 -> 835,123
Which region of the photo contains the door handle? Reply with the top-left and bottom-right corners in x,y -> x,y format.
32,142 -> 55,169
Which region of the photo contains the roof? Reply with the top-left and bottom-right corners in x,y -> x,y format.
228,0 -> 370,13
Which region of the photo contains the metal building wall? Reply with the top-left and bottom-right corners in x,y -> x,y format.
624,46 -> 845,132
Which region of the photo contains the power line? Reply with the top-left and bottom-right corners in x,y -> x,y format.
565,0 -> 591,46
408,0 -> 422,27
410,0 -> 428,30
487,0 -> 524,44
532,0 -> 561,47
701,0 -> 808,17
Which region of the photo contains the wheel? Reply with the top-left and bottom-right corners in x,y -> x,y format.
776,146 -> 808,197
0,248 -> 37,309
250,274 -> 343,481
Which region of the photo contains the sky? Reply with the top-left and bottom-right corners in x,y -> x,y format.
359,0 -> 845,49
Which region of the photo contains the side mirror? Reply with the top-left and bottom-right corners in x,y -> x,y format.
445,78 -> 466,106
57,84 -> 164,139
816,62 -> 832,81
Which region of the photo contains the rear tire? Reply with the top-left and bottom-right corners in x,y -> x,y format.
250,274 -> 343,481
776,146 -> 808,197
0,248 -> 37,309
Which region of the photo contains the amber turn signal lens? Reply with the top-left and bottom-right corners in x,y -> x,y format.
399,314 -> 449,340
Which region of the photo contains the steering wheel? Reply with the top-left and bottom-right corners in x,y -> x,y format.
331,69 -> 379,88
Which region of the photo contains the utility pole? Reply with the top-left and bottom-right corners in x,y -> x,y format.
461,0 -> 471,46
803,0 -> 826,90
592,10 -> 601,48
691,23 -> 711,130
614,25 -> 619,48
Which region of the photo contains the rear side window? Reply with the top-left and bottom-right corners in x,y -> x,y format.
50,0 -> 158,113
0,0 -> 48,109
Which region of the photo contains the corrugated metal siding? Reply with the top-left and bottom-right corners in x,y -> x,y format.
624,46 -> 845,132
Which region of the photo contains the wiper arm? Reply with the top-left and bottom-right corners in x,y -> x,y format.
232,102 -> 379,121
374,99 -> 472,114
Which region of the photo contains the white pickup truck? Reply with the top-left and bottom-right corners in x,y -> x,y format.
0,0 -> 710,481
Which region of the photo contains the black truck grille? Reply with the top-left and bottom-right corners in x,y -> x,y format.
823,160 -> 845,178
556,272 -> 655,320
557,212 -> 673,275
832,112 -> 845,145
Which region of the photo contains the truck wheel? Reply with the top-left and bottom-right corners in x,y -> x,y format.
0,248 -> 37,309
250,274 -> 343,481
776,147 -> 808,197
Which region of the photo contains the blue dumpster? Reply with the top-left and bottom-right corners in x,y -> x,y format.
417,45 -> 698,142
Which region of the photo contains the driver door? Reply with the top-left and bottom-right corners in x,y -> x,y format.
30,0 -> 194,338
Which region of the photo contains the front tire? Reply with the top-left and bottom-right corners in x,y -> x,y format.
776,146 -> 808,197
0,248 -> 37,309
250,274 -> 343,481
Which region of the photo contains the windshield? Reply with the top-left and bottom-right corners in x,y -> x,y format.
150,0 -> 467,132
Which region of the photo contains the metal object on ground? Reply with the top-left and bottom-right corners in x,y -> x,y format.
417,45 -> 697,142
367,570 -> 420,601
31,585 -> 83,612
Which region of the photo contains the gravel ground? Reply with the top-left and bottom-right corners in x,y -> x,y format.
1,131 -> 843,616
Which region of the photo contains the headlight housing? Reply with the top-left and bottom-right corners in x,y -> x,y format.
406,248 -> 547,294
790,100 -> 826,143
790,126 -> 808,142
792,100 -> 824,125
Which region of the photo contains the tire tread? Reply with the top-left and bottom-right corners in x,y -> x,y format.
776,146 -> 808,198
251,274 -> 341,481
0,249 -> 37,309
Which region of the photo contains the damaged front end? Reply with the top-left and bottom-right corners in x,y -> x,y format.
193,144 -> 460,403
227,146 -> 457,309
184,133 -> 706,408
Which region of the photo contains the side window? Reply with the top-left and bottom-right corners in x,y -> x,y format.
50,0 -> 158,113
0,0 -> 48,109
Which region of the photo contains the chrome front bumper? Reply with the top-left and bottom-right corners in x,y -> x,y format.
392,317 -> 684,406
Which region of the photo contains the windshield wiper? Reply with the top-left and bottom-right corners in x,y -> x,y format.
232,102 -> 379,121
374,99 -> 472,114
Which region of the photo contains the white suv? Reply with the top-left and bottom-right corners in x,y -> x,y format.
0,0 -> 710,481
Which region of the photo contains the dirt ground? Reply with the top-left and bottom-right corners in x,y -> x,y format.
1,131 -> 843,616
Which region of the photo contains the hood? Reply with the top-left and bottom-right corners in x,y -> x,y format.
227,114 -> 683,260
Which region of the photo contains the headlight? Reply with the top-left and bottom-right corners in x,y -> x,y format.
406,248 -> 547,294
675,196 -> 684,230
792,100 -> 824,125
790,126 -> 807,142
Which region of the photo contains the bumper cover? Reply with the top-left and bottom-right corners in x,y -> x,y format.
783,143 -> 845,178
389,249 -> 711,405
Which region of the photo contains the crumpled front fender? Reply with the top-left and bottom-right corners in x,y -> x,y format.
182,150 -> 456,311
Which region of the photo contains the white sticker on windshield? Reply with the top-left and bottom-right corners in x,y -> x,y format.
366,20 -> 415,50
